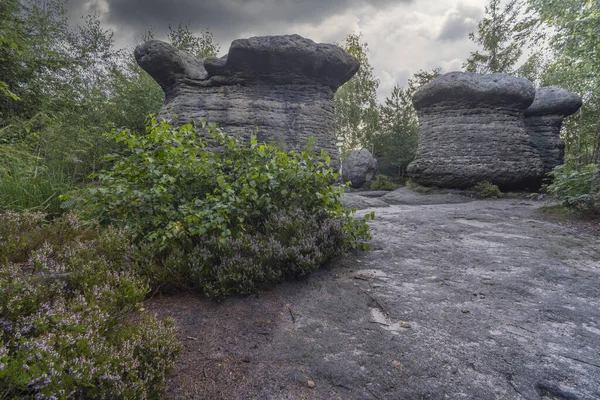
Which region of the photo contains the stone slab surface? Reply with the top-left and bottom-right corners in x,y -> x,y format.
149,200 -> 600,399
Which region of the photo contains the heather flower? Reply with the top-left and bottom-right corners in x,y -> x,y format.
0,213 -> 181,398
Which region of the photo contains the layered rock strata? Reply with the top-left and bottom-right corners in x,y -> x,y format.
407,72 -> 543,189
135,35 -> 359,169
524,86 -> 582,178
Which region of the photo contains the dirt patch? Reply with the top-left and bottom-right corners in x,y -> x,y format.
147,199 -> 600,399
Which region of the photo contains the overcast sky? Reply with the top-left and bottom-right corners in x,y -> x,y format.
67,0 -> 487,101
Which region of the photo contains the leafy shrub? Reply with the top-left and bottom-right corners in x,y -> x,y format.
156,209 -> 348,296
67,117 -> 373,296
0,212 -> 182,399
544,163 -> 600,215
473,181 -> 503,199
369,175 -> 396,191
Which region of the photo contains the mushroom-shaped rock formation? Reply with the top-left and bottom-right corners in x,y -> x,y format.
407,72 -> 543,189
524,86 -> 582,178
135,35 -> 359,169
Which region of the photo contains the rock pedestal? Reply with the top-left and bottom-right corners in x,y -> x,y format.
342,149 -> 378,188
524,86 -> 582,178
407,72 -> 543,189
135,35 -> 359,170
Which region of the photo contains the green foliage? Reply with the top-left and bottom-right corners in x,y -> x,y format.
369,175 -> 396,191
544,162 -> 600,215
0,0 -> 21,102
473,181 -> 503,199
67,118 -> 373,296
0,144 -> 77,215
0,164 -> 74,216
407,68 -> 442,93
0,1 -> 222,213
0,212 -> 182,398
334,33 -> 380,153
464,0 -> 534,74
527,0 -> 600,164
156,209 -> 353,297
106,56 -> 164,134
372,69 -> 439,177
0,2 -> 125,195
167,23 -> 220,58
373,85 -> 418,176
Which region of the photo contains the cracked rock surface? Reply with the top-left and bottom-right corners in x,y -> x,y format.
135,35 -> 359,170
148,198 -> 600,399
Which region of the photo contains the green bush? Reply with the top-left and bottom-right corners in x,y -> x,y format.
369,175 -> 396,191
0,212 -> 182,399
156,209 -> 348,296
544,163 -> 600,215
473,181 -> 503,199
67,117 -> 373,296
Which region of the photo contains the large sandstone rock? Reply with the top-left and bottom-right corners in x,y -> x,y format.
524,87 -> 582,178
135,35 -> 359,170
407,72 -> 543,189
342,149 -> 378,188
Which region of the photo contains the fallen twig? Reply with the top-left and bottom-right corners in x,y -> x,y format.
366,386 -> 383,400
287,305 -> 296,324
507,324 -> 535,335
369,320 -> 389,326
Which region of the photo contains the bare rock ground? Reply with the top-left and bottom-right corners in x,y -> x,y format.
147,199 -> 600,399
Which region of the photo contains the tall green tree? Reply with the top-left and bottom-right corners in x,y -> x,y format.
464,0 -> 534,74
374,85 -> 418,176
372,68 -> 441,177
527,0 -> 599,163
0,0 -> 21,102
334,33 -> 379,153
407,68 -> 442,94
0,0 -> 73,124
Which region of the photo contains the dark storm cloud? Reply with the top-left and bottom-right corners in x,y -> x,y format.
437,3 -> 481,41
107,0 -> 407,27
76,0 -> 411,41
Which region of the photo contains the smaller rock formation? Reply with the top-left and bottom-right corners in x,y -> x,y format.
407,72 -> 543,189
135,35 -> 359,170
342,149 -> 378,188
524,87 -> 582,178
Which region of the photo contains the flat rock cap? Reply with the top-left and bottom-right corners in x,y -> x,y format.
204,34 -> 359,89
524,86 -> 583,117
412,71 -> 536,110
135,35 -> 359,90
